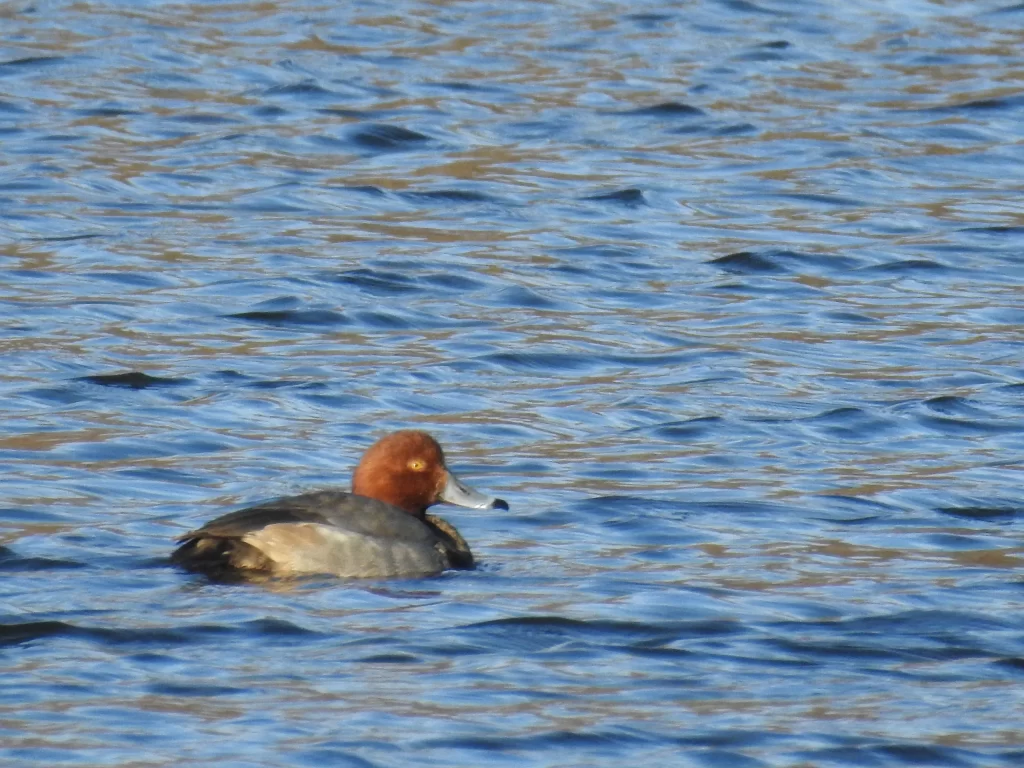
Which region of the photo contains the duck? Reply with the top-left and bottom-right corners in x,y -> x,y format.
171,430 -> 508,580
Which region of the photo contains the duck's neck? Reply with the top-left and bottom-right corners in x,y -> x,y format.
425,514 -> 474,569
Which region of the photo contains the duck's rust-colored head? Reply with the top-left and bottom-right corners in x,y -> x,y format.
352,430 -> 508,517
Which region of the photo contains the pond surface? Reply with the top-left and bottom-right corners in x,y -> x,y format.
2,0 -> 1024,765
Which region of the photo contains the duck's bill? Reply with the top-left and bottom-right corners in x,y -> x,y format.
440,472 -> 509,511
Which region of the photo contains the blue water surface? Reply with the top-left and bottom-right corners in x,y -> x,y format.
2,0 -> 1024,765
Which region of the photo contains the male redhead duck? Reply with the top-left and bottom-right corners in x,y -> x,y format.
171,430 -> 508,580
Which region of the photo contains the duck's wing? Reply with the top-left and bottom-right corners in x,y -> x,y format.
180,491 -> 434,541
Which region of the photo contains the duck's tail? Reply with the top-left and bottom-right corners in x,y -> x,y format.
171,533 -> 273,581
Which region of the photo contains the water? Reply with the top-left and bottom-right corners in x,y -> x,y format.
2,0 -> 1024,765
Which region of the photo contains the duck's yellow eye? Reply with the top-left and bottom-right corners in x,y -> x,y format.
408,459 -> 426,472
